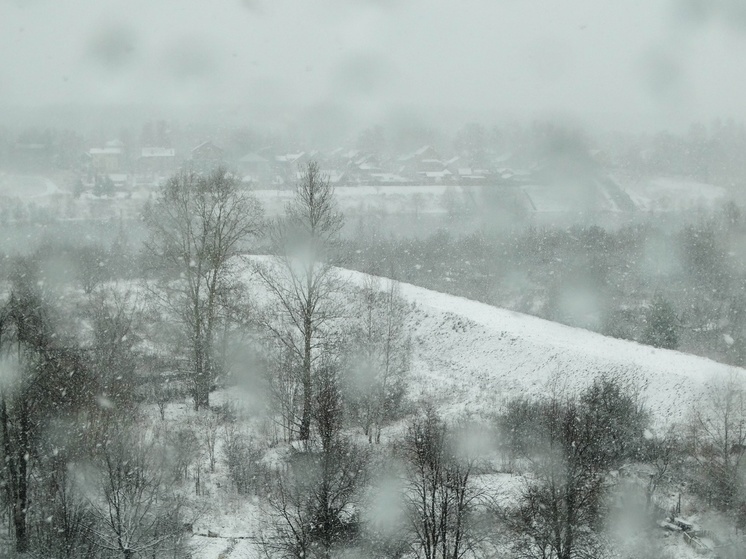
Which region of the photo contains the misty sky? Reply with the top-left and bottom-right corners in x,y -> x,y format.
3,0 -> 746,132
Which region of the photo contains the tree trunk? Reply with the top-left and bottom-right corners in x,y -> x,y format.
14,413 -> 30,554
298,313 -> 313,441
193,332 -> 211,410
300,314 -> 313,441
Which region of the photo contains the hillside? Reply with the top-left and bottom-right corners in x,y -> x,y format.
186,263 -> 742,558
335,268 -> 744,426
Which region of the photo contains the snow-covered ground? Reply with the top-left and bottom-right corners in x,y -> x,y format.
0,173 -> 62,198
252,184 -> 456,217
620,177 -> 728,212
176,261 -> 743,557
335,267 -> 744,427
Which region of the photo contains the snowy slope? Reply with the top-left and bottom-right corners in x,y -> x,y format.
618,176 -> 727,212
181,261 -> 743,557
335,268 -> 744,426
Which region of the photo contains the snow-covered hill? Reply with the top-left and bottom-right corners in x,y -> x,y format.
336,268 -> 743,426
188,262 -> 741,557
619,176 -> 727,212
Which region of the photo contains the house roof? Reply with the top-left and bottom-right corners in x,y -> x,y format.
370,173 -> 409,183
89,147 -> 122,155
358,163 -> 380,171
191,141 -> 223,154
399,145 -> 439,162
276,152 -> 305,163
141,147 -> 175,158
294,169 -> 345,183
420,170 -> 452,178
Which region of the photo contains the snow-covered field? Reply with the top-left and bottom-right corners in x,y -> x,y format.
252,184 -> 456,217
0,173 -> 61,198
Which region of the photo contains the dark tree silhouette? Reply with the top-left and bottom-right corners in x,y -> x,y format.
143,166 -> 263,409
641,294 -> 679,350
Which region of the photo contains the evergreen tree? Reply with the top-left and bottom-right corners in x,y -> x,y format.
642,294 -> 679,350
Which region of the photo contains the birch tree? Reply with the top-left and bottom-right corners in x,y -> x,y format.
255,161 -> 344,441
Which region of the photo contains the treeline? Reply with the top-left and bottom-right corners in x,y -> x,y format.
346,201 -> 746,365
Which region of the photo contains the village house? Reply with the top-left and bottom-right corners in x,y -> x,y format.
238,152 -> 271,184
87,140 -> 124,173
138,147 -> 177,176
190,141 -> 224,172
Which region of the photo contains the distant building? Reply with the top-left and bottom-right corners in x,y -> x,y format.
88,145 -> 123,173
238,153 -> 272,185
398,145 -> 444,180
274,152 -> 308,186
190,141 -> 224,171
138,147 -> 176,175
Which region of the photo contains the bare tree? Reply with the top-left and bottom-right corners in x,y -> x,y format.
263,360 -> 367,559
263,440 -> 368,559
196,409 -> 221,473
32,451 -> 96,559
143,166 -> 264,410
255,161 -> 344,441
84,287 -> 142,410
0,263 -> 95,554
402,407 -> 480,559
81,423 -> 187,559
689,374 -> 746,516
505,379 -> 647,559
265,344 -> 304,442
638,429 -> 684,513
223,423 -> 265,495
344,276 -> 409,443
75,243 -> 110,295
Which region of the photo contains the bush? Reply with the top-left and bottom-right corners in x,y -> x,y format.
223,425 -> 265,495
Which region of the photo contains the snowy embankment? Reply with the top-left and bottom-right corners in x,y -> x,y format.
334,267 -> 744,426
618,176 -> 728,212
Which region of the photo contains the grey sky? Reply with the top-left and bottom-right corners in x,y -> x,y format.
2,0 -> 746,132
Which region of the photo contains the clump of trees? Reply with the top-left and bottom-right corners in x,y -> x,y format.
500,379 -> 648,559
143,166 -> 263,409
401,406 -> 482,559
0,261 -> 96,554
262,360 -> 369,559
346,203 -> 746,365
641,293 -> 679,350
